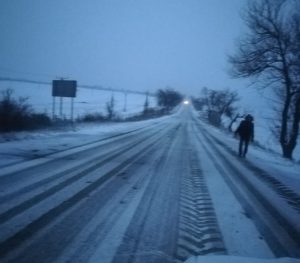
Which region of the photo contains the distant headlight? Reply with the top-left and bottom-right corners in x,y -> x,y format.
183,100 -> 189,105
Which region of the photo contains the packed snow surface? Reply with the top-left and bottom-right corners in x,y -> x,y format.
0,106 -> 299,262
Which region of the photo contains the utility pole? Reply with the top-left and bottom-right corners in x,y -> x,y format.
123,91 -> 127,112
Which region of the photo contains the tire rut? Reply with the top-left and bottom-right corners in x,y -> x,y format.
193,120 -> 300,258
175,148 -> 226,262
0,124 -> 179,260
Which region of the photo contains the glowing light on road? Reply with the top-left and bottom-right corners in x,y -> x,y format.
183,100 -> 189,105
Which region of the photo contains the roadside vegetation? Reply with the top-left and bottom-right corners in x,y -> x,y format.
0,89 -> 51,132
0,87 -> 184,133
77,88 -> 183,123
156,88 -> 183,113
192,87 -> 241,131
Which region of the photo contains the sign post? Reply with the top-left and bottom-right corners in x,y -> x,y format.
52,96 -> 56,119
71,97 -> 74,121
52,79 -> 77,121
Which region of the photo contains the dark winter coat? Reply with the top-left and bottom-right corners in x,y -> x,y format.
235,120 -> 254,141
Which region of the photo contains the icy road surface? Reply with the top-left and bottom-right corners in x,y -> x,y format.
0,106 -> 299,263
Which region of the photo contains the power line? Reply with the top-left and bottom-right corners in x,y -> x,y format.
0,77 -> 155,96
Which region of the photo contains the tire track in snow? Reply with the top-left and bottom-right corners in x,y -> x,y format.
0,123 -> 180,260
195,119 -> 300,214
193,120 -> 300,258
110,124 -> 183,263
175,148 -> 226,262
0,120 -> 164,170
0,123 -> 168,225
5,135 -> 170,263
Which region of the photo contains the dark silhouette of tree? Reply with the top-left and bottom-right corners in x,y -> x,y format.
0,89 -> 51,131
191,96 -> 205,111
199,87 -> 240,127
143,92 -> 149,115
156,88 -> 183,112
106,94 -> 115,120
229,0 -> 300,159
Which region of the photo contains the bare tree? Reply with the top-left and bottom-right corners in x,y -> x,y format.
228,113 -> 245,133
106,94 -> 115,120
143,92 -> 149,115
229,0 -> 300,159
156,88 -> 183,112
0,89 -> 51,131
200,87 -> 240,127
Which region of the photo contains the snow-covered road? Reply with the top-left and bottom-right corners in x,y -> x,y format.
0,106 -> 299,263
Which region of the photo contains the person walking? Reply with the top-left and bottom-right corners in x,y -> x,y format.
235,114 -> 254,157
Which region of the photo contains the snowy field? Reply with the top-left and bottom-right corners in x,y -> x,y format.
0,81 -> 156,120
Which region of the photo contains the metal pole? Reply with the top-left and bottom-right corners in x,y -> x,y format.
71,97 -> 74,122
60,97 -> 63,118
123,91 -> 127,112
52,96 -> 56,120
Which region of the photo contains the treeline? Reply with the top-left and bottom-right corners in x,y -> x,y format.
0,87 -> 184,132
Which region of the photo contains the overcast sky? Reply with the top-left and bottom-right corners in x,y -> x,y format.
0,0 -> 248,96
